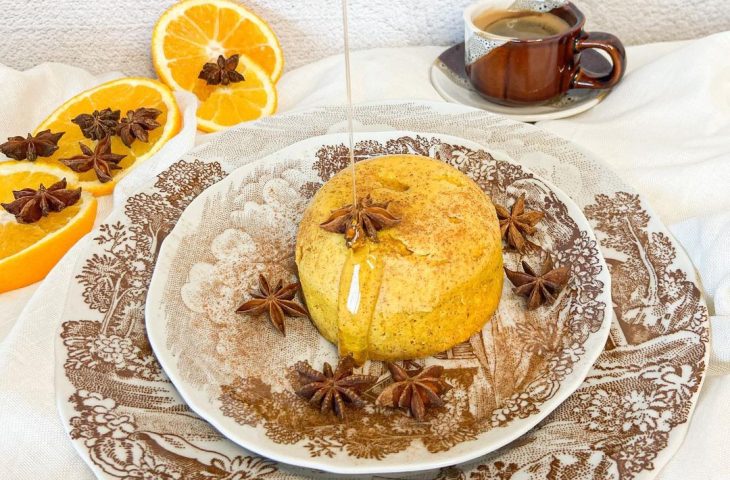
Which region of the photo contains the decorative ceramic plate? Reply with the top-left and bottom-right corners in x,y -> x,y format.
431,44 -> 612,122
56,101 -> 709,480
144,131 -> 612,474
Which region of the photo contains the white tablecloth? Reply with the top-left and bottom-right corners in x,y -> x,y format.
1,36 -> 729,479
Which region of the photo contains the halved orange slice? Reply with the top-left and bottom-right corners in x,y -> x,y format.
152,0 -> 280,132
34,77 -> 181,196
0,163 -> 97,293
194,54 -> 277,132
152,0 -> 283,83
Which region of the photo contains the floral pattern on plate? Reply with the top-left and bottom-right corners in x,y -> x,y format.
55,102 -> 708,480
143,133 -> 609,474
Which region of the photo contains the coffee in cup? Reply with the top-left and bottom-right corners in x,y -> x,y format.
474,10 -> 571,40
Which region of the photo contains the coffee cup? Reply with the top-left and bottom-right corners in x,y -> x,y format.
464,1 -> 626,105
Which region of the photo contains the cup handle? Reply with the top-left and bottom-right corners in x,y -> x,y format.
571,32 -> 627,90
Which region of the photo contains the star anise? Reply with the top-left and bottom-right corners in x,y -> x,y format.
320,195 -> 401,249
504,255 -> 570,309
59,137 -> 125,183
236,274 -> 309,336
1,178 -> 81,224
0,130 -> 64,161
198,54 -> 245,86
375,363 -> 450,421
72,108 -> 121,140
117,107 -> 162,147
293,355 -> 377,420
495,193 -> 544,253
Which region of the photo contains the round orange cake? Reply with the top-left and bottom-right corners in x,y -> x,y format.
296,154 -> 503,361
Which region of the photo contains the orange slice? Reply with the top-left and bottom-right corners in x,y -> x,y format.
152,0 -> 283,83
0,163 -> 97,293
34,77 -> 181,196
152,0 -> 279,132
194,54 -> 277,132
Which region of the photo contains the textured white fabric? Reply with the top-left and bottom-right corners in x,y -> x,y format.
0,0 -> 729,76
1,39 -> 730,479
672,214 -> 730,375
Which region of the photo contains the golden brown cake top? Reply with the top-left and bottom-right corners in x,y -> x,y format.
296,154 -> 502,308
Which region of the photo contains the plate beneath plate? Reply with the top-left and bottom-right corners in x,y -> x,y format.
55,100 -> 709,480
145,130 -> 612,475
431,43 -> 612,122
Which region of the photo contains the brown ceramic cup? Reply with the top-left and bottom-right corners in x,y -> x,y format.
464,1 -> 626,106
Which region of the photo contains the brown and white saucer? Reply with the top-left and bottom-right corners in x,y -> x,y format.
431,43 -> 613,122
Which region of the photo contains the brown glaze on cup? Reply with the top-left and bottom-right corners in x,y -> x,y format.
465,3 -> 626,106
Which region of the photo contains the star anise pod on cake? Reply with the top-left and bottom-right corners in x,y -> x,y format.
199,54 -> 245,86
1,178 -> 81,224
0,130 -> 65,161
117,107 -> 162,147
72,108 -> 121,140
375,363 -> 450,421
504,256 -> 570,309
60,137 -> 125,183
320,195 -> 401,248
294,356 -> 377,420
495,193 -> 544,253
236,274 -> 309,336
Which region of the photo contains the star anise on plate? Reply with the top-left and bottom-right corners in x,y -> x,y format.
60,137 -> 125,183
117,108 -> 162,147
199,54 -> 245,86
320,195 -> 401,248
1,178 -> 81,224
0,130 -> 64,161
235,274 -> 309,336
375,363 -> 450,421
495,193 -> 544,253
72,108 -> 121,140
293,355 -> 377,420
504,255 -> 570,309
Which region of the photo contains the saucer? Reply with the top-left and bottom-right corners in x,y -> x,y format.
431,43 -> 613,122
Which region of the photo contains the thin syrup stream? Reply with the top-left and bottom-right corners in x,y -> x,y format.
336,1 -> 385,365
342,0 -> 357,206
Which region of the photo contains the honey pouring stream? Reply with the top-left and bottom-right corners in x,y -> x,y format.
336,0 -> 384,365
342,0 -> 357,206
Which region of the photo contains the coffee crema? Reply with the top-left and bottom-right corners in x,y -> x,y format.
474,9 -> 571,40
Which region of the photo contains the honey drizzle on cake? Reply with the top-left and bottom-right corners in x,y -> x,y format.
337,245 -> 384,364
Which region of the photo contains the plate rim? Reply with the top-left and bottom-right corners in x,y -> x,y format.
144,128 -> 613,475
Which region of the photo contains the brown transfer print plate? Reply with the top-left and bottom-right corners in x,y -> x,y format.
55,102 -> 708,480
143,131 -> 611,474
